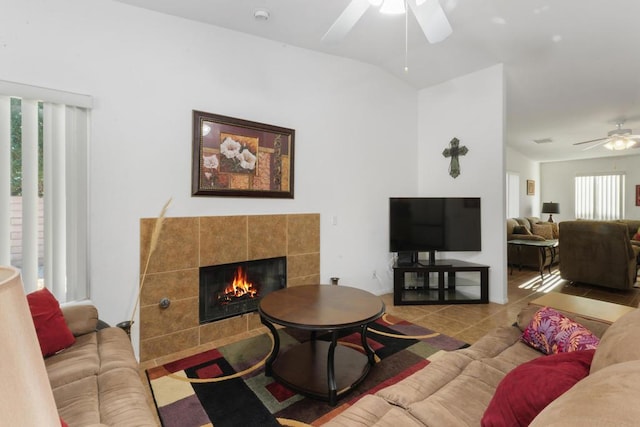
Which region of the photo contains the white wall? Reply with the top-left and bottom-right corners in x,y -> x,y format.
418,64 -> 508,304
541,153 -> 640,221
506,147 -> 540,217
1,0 -> 418,342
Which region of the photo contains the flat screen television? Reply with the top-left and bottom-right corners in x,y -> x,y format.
389,197 -> 481,265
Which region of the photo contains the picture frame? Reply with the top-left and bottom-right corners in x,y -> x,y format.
636,184 -> 640,206
526,179 -> 535,196
192,111 -> 295,198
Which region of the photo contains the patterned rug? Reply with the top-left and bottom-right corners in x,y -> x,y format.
146,314 -> 468,427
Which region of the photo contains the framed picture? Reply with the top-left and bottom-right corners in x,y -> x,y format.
192,111 -> 295,198
526,180 -> 535,196
636,184 -> 640,206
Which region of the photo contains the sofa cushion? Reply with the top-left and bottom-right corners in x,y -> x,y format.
317,394 -> 424,427
512,225 -> 531,235
531,359 -> 640,427
531,223 -> 554,240
406,359 -> 507,426
96,327 -> 140,373
45,333 -> 100,389
26,288 -> 76,357
98,367 -> 158,426
375,327 -> 540,427
52,375 -> 101,427
481,349 -> 595,427
520,307 -> 599,354
61,304 -> 99,336
376,326 -> 522,409
590,308 -> 640,374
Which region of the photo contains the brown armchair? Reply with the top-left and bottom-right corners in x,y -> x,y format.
507,217 -> 559,271
559,220 -> 640,290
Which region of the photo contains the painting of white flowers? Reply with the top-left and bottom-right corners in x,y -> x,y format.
192,111 -> 295,198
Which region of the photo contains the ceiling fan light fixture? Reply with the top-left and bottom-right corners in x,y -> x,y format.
604,136 -> 636,150
380,0 -> 406,15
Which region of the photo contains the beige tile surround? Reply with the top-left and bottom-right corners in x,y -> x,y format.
138,213 -> 320,362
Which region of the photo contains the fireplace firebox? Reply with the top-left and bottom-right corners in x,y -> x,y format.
199,256 -> 286,324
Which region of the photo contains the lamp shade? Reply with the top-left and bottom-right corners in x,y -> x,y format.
541,202 -> 560,214
0,266 -> 61,425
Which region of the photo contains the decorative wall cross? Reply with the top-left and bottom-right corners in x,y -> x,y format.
442,137 -> 468,178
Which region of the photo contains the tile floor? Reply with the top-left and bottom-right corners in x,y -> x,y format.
139,266 -> 640,424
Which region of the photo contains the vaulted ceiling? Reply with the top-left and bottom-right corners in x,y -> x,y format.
114,0 -> 640,162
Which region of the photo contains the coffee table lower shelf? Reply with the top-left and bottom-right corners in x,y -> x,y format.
270,340 -> 370,403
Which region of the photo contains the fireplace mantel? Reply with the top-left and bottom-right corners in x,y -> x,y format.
138,213 -> 320,362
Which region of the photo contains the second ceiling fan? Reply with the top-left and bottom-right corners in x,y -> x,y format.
573,123 -> 640,151
322,0 -> 453,44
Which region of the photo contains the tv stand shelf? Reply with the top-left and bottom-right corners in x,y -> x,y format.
393,259 -> 488,305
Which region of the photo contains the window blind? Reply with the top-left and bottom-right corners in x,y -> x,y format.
575,172 -> 625,220
0,80 -> 92,301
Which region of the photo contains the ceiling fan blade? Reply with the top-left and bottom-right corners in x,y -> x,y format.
580,140 -> 610,151
321,0 -> 371,44
572,137 -> 606,146
407,0 -> 452,44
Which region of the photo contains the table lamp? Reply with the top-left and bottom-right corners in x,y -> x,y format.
542,202 -> 560,223
0,266 -> 62,425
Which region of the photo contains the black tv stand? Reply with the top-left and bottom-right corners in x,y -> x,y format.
393,259 -> 488,305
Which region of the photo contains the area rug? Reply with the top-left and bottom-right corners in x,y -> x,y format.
146,314 -> 468,427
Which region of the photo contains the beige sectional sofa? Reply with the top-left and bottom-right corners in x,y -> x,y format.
322,303 -> 640,426
48,304 -> 157,426
507,216 -> 559,271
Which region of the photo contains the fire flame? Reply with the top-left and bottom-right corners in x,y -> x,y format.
223,266 -> 258,299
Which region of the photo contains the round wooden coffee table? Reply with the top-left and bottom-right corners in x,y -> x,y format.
259,284 -> 385,406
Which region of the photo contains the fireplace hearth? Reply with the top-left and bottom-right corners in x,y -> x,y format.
199,256 -> 286,323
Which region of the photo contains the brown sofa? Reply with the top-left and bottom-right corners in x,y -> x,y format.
47,304 -> 157,426
507,217 -> 559,270
559,220 -> 640,290
322,304 -> 640,426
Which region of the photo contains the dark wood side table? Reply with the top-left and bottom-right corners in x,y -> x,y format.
507,239 -> 558,282
258,285 -> 385,406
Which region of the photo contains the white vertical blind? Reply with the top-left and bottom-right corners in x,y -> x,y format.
64,106 -> 89,301
21,100 -> 39,292
0,97 -> 9,265
575,173 -> 625,220
43,104 -> 68,299
0,80 -> 91,301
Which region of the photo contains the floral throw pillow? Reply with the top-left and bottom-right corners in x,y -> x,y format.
521,307 -> 600,355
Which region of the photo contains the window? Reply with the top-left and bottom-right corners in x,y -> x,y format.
575,173 -> 625,220
506,172 -> 520,218
0,80 -> 92,301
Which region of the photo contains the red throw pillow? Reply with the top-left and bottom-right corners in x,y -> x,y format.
26,288 -> 76,357
481,349 -> 595,427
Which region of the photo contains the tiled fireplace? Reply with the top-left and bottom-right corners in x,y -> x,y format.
138,213 -> 320,362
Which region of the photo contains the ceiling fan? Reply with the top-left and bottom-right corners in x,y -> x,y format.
573,123 -> 640,151
322,0 -> 453,44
